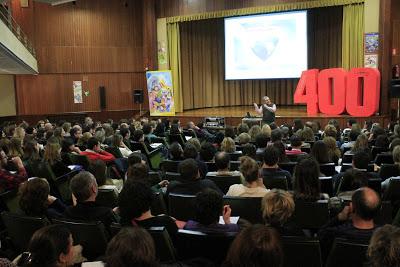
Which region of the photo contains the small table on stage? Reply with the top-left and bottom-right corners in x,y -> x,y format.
242,117 -> 263,127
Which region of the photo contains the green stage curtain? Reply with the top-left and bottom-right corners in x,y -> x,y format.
165,0 -> 364,23
342,3 -> 365,69
167,22 -> 183,113
178,7 -> 343,110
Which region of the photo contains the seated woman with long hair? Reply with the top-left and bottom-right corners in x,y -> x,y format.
19,178 -> 67,219
226,156 -> 268,197
112,134 -> 132,158
43,137 -> 71,177
16,225 -> 76,267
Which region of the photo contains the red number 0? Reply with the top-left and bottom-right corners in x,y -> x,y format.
294,68 -> 380,117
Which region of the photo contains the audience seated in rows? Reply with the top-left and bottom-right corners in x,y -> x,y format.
80,137 -> 115,163
261,146 -> 292,189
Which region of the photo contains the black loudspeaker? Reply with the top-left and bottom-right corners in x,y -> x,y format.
390,79 -> 400,98
133,89 -> 144,104
99,86 -> 106,109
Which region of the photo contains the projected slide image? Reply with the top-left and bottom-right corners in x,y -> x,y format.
225,11 -> 308,80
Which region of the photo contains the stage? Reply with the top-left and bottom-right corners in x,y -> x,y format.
173,106 -> 391,128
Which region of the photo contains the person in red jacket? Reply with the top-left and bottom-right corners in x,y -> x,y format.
80,137 -> 115,163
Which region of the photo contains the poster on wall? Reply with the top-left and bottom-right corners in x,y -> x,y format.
73,81 -> 83,104
365,54 -> 378,68
365,32 -> 379,54
146,71 -> 175,116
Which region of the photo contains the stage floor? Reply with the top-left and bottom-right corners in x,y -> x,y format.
174,106 -> 390,128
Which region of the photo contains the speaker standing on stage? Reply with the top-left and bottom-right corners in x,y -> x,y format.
253,96 -> 276,125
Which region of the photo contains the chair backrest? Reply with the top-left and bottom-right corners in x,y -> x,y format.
95,188 -> 118,208
52,219 -> 108,260
165,172 -> 181,181
206,174 -> 242,194
1,211 -> 48,251
262,176 -> 288,190
151,191 -> 168,216
176,229 -> 236,264
167,134 -> 186,147
374,200 -> 393,225
379,164 -> 400,181
205,161 -> 217,172
371,147 -> 389,160
383,179 -> 400,201
325,238 -> 368,267
341,163 -> 374,173
223,196 -> 263,224
161,160 -> 181,173
69,154 -> 90,170
229,161 -> 241,171
104,146 -> 123,158
279,162 -> 297,175
0,189 -> 19,213
368,178 -> 382,195
319,163 -> 336,176
168,194 -> 196,221
282,236 -> 322,267
374,153 -> 394,166
148,226 -> 177,262
228,152 -> 242,161
292,200 -> 329,229
319,176 -> 333,197
342,153 -> 354,164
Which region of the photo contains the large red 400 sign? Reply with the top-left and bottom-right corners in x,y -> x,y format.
294,68 -> 380,117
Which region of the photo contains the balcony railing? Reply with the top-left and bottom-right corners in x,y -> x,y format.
0,3 -> 36,58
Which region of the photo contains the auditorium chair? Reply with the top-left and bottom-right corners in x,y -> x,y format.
167,134 -> 186,147
371,146 -> 389,161
148,227 -> 177,262
206,173 -> 242,194
68,154 -> 90,170
223,196 -> 263,224
151,191 -> 168,216
160,159 -> 181,173
319,163 -> 336,176
374,201 -> 393,225
176,229 -> 236,264
300,146 -> 311,153
228,151 -> 242,161
279,162 -> 297,175
262,176 -> 288,190
383,179 -> 400,202
379,164 -> 400,181
0,189 -> 19,213
168,194 -> 196,221
282,236 -> 322,267
95,188 -> 118,208
165,172 -> 181,181
325,238 -> 368,267
104,146 -> 124,158
130,141 -> 164,170
53,219 -> 108,260
374,153 -> 394,166
149,136 -> 169,148
205,161 -> 217,172
341,153 -> 354,164
229,161 -> 241,171
292,200 -> 329,230
319,176 -> 333,197
367,178 -> 382,195
148,171 -> 162,185
340,163 -> 374,173
1,211 -> 48,252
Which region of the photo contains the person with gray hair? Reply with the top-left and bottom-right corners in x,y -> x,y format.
63,171 -> 118,228
253,96 -> 276,125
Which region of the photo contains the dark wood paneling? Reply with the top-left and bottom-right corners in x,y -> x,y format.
15,73 -> 147,115
156,0 -> 312,18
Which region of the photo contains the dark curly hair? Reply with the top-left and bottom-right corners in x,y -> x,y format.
19,178 -> 50,217
118,181 -> 153,225
194,189 -> 223,225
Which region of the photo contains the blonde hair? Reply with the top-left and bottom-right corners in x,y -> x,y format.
13,127 -> 25,140
239,156 -> 259,183
44,137 -> 62,165
323,136 -> 341,160
77,132 -> 92,146
249,125 -> 262,142
221,137 -> 236,153
262,189 -> 295,226
238,133 -> 251,145
8,138 -> 24,158
187,138 -> 201,151
261,124 -> 272,138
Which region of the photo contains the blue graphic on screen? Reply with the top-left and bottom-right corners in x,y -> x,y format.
225,11 -> 308,80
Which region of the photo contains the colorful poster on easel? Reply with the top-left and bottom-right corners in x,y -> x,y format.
146,71 -> 175,116
73,81 -> 83,103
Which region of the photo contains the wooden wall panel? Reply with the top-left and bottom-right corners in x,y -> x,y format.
16,73 -> 147,115
156,0 -> 311,18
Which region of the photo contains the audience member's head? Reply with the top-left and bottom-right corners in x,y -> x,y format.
18,225 -> 74,267
70,171 -> 98,203
310,140 -> 330,164
215,152 -> 230,171
271,128 -> 282,142
262,189 -> 295,227
263,145 -> 279,167
352,151 -> 370,170
88,159 -> 107,187
169,142 -> 183,160
224,225 -> 283,267
199,142 -> 216,161
187,137 -> 201,152
126,163 -> 149,183
248,125 -> 262,142
293,156 -> 321,202
368,224 -> 400,267
298,127 -> 314,142
393,145 -> 400,164
238,132 -> 251,145
194,189 -> 223,225
240,156 -> 259,184
241,143 -> 257,159
86,137 -> 100,151
237,123 -> 249,135
375,134 -> 389,148
339,169 -> 368,193
221,137 -> 236,153
183,143 -> 198,159
118,181 -> 153,225
178,158 -> 199,181
261,124 -> 272,138
105,227 -> 158,267
324,124 -> 337,139
19,178 -> 50,217
43,137 -> 62,165
351,187 -> 381,221
224,126 -> 236,139
273,141 -> 288,163
255,133 -> 269,149
290,134 -> 303,148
